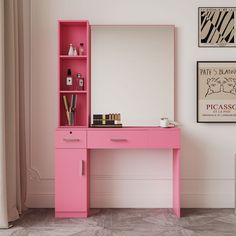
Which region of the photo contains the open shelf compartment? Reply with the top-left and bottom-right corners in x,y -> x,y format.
59,93 -> 87,127
60,58 -> 87,91
59,21 -> 89,56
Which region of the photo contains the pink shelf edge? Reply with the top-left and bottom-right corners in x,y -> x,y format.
60,55 -> 87,59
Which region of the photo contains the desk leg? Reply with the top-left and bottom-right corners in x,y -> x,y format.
173,149 -> 180,217
87,150 -> 90,216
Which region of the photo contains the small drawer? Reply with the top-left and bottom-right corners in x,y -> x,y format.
55,130 -> 87,148
148,129 -> 180,148
87,130 -> 147,149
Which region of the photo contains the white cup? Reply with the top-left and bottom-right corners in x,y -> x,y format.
160,118 -> 170,128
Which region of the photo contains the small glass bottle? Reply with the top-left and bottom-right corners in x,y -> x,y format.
68,43 -> 74,56
73,47 -> 78,56
79,43 -> 85,55
76,73 -> 84,90
66,69 -> 73,90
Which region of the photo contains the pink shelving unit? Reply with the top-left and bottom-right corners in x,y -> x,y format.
58,20 -> 90,127
55,20 -> 90,218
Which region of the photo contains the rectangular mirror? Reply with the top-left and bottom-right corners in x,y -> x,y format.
91,25 -> 175,126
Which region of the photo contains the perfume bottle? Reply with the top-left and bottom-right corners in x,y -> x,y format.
66,69 -> 73,90
68,43 -> 74,56
75,73 -> 84,90
79,43 -> 84,55
73,47 -> 78,56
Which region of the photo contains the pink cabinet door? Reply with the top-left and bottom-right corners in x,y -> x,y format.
55,149 -> 87,213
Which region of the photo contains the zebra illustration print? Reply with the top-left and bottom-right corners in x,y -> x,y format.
199,8 -> 236,47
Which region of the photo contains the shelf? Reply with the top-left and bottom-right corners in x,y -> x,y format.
59,20 -> 88,26
60,93 -> 87,127
60,55 -> 87,59
59,125 -> 88,128
59,20 -> 89,128
60,90 -> 87,94
59,59 -> 87,91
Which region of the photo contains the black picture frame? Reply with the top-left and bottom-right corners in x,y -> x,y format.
198,7 -> 236,48
196,61 -> 236,123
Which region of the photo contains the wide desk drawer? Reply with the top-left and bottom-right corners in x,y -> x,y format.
55,130 -> 86,148
148,129 -> 180,148
87,130 -> 147,149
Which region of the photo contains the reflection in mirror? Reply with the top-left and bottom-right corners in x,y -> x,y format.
91,25 -> 174,126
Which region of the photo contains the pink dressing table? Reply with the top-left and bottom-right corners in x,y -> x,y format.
55,21 -> 181,218
55,127 -> 180,218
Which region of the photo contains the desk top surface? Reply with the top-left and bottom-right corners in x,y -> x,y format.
56,126 -> 180,131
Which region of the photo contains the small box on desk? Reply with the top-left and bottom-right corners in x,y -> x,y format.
91,124 -> 123,128
92,113 -> 122,128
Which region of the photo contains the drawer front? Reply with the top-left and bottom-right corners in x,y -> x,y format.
148,130 -> 180,148
87,130 -> 147,149
55,130 -> 86,148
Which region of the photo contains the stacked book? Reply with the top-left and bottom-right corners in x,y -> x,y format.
92,113 -> 122,128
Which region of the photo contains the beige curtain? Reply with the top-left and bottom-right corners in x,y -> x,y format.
0,0 -> 27,228
0,0 -> 8,228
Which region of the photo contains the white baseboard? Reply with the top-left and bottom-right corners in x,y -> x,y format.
90,193 -> 172,208
25,194 -> 54,208
181,193 -> 234,208
25,192 -> 234,209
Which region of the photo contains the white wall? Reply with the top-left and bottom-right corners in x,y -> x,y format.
25,0 -> 236,208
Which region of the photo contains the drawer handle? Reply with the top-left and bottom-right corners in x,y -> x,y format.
110,138 -> 128,142
63,138 -> 80,142
80,160 -> 84,176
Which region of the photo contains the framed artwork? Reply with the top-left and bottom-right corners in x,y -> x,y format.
197,61 -> 236,123
198,7 -> 236,47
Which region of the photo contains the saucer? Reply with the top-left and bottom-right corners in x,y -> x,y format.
160,124 -> 175,128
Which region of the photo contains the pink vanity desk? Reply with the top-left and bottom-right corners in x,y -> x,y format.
55,20 -> 180,219
55,126 -> 181,218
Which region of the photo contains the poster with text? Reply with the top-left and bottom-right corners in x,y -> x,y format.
199,7 -> 236,47
197,61 -> 236,122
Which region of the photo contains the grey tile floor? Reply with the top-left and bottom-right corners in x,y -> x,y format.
0,208 -> 236,236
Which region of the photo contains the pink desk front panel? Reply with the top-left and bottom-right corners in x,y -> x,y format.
55,127 -> 180,218
148,129 -> 180,148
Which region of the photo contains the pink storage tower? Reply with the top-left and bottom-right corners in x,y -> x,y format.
55,20 -> 90,218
